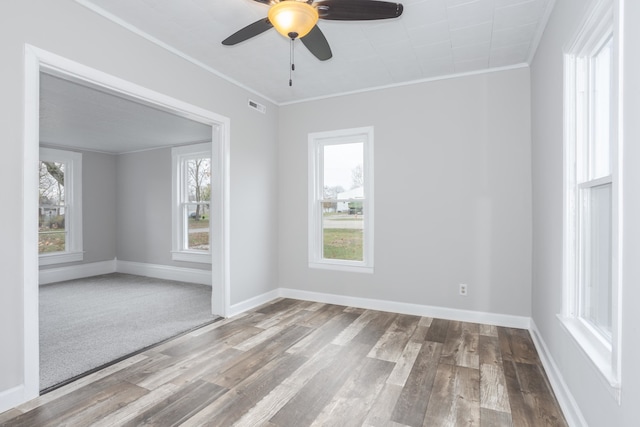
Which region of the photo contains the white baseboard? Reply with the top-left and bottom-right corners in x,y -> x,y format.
116,260 -> 211,285
530,320 -> 587,427
0,385 -> 27,415
39,259 -> 117,285
278,288 -> 531,329
226,287 -> 529,329
38,259 -> 211,286
228,289 -> 280,318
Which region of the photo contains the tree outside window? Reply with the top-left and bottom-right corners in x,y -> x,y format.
39,161 -> 66,253
186,157 -> 211,251
172,143 -> 212,263
38,147 -> 83,265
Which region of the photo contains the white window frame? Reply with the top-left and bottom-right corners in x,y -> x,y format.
171,142 -> 212,264
561,0 -> 621,399
38,147 -> 83,266
308,127 -> 374,273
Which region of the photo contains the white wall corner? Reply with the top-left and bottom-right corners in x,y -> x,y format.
529,320 -> 588,427
39,259 -> 117,285
115,260 -> 212,285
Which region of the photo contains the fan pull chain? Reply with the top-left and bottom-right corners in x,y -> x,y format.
289,38 -> 295,86
289,39 -> 293,86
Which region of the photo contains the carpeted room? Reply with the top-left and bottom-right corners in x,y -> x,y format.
39,273 -> 214,390
37,72 -> 221,391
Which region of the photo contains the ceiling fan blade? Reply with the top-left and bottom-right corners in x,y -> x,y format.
301,25 -> 333,61
222,18 -> 273,45
315,0 -> 403,21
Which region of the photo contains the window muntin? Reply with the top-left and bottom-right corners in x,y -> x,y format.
38,148 -> 83,265
172,143 -> 212,263
309,127 -> 373,272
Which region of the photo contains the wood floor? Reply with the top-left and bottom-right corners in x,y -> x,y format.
0,299 -> 567,427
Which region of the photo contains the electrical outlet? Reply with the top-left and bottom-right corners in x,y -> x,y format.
459,284 -> 468,296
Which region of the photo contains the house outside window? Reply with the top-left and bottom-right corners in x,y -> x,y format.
171,143 -> 212,263
562,0 -> 621,398
39,147 -> 83,265
308,127 -> 374,273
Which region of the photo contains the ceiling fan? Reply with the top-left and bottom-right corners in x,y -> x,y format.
222,0 -> 404,61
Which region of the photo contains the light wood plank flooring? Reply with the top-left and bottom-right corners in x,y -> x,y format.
0,299 -> 567,426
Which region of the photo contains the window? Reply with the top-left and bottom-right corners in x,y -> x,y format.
172,143 -> 212,263
39,147 -> 83,265
575,33 -> 614,340
562,0 -> 620,395
308,127 -> 374,273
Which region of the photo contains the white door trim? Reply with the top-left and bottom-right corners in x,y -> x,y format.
23,44 -> 231,400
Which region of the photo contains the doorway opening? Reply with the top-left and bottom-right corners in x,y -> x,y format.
23,45 -> 230,397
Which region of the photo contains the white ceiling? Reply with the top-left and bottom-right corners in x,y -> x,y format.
40,73 -> 212,154
40,0 -> 554,154
76,0 -> 555,105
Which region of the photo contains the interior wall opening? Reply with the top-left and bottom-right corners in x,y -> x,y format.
23,46 -> 230,397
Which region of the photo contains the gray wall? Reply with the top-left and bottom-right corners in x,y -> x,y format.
278,68 -> 532,317
117,148 -> 176,267
39,148 -> 118,270
0,0 -> 279,396
115,147 -> 212,270
81,150 -> 118,264
531,0 -> 640,425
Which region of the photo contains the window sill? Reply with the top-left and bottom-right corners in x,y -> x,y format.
557,314 -> 621,402
171,251 -> 211,264
39,251 -> 84,266
309,261 -> 373,274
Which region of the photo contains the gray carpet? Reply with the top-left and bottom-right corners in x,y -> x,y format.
39,273 -> 215,391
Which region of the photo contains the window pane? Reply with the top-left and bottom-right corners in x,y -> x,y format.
39,160 -> 67,254
323,143 -> 363,192
39,211 -> 66,254
580,183 -> 612,339
39,161 -> 65,204
187,158 -> 211,202
186,203 -> 210,251
39,231 -> 66,253
322,209 -> 363,261
590,37 -> 612,179
322,142 -> 365,261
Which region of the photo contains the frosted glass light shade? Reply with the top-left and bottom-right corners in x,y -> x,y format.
268,1 -> 319,39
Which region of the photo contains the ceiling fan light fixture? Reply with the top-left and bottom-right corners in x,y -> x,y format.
268,1 -> 319,39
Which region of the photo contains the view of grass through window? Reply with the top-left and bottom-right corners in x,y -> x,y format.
323,220 -> 363,261
188,216 -> 210,250
322,142 -> 364,261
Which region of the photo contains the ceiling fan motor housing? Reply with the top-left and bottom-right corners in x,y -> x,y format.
268,1 -> 319,39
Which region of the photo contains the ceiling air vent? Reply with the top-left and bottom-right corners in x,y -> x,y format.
248,99 -> 266,114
